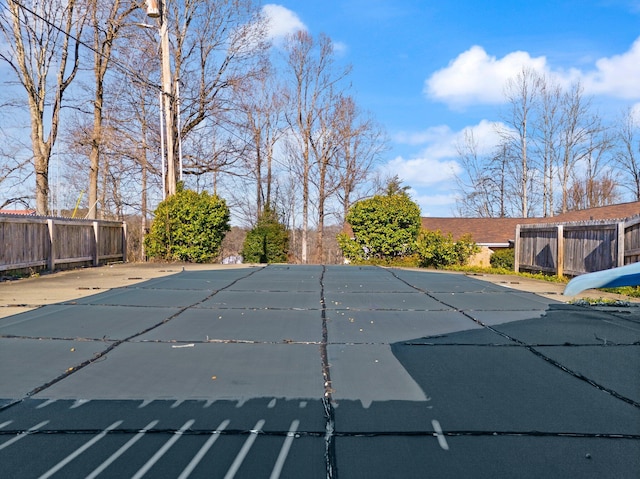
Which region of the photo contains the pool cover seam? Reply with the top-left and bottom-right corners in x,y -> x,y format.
2,334 -> 638,348
319,265 -> 337,479
1,427 -> 637,441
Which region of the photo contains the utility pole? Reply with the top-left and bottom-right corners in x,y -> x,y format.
147,0 -> 176,197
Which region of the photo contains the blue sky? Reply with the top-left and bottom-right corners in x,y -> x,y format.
262,0 -> 640,217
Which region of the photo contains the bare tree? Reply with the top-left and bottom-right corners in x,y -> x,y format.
557,81 -> 606,213
85,0 -> 136,219
499,67 -> 541,218
456,130 -> 499,217
61,15 -> 163,225
566,176 -> 619,210
233,63 -> 285,219
536,75 -> 562,217
283,31 -> 349,263
108,78 -> 166,251
333,95 -> 385,222
573,129 -> 616,209
0,116 -> 31,209
284,30 -> 315,264
0,153 -> 31,209
0,0 -> 86,215
613,107 -> 640,201
167,0 -> 269,189
310,90 -> 340,263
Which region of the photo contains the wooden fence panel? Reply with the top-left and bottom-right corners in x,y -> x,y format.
0,217 -> 49,270
99,223 -> 125,260
517,227 -> 557,273
0,215 -> 126,274
563,225 -> 617,275
55,222 -> 95,265
516,215 -> 640,277
624,217 -> 640,264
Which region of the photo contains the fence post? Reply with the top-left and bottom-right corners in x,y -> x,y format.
618,221 -> 625,266
122,221 -> 128,263
47,219 -> 55,271
514,224 -> 521,273
556,224 -> 564,277
92,221 -> 100,266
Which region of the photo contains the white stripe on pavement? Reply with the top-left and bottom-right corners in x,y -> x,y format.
131,419 -> 195,479
224,419 -> 266,479
36,399 -> 57,409
177,419 -> 230,479
70,399 -> 91,409
85,420 -> 159,479
38,421 -> 123,479
270,419 -> 300,479
0,421 -> 49,451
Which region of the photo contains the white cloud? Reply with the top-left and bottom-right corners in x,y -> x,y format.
425,46 -> 548,107
630,102 -> 640,124
395,120 -> 505,156
262,4 -> 306,40
394,125 -> 462,163
394,124 -> 454,146
411,191 -> 460,217
459,119 -> 506,155
426,37 -> 640,108
582,37 -> 640,99
332,41 -> 349,56
385,119 -> 511,215
381,155 -> 461,187
387,120 -> 507,188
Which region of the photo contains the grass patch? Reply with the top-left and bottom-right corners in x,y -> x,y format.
518,271 -> 568,283
569,297 -> 631,307
601,285 -> 640,297
446,265 -> 569,283
416,264 -> 640,301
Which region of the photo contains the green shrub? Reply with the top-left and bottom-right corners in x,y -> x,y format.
603,286 -> 640,297
241,207 -> 289,263
144,184 -> 230,263
338,192 -> 421,262
490,247 -> 515,270
415,230 -> 480,269
343,253 -> 421,267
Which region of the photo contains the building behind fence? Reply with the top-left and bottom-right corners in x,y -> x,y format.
515,215 -> 640,277
0,214 -> 127,275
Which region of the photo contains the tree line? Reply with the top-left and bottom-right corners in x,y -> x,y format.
0,0 -> 385,263
456,67 -> 640,218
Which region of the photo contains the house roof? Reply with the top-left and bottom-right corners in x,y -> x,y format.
422,201 -> 640,246
549,201 -> 640,222
421,217 -> 529,246
0,209 -> 36,216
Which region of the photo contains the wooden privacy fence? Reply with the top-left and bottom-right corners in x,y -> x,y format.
514,215 -> 640,277
0,214 -> 127,274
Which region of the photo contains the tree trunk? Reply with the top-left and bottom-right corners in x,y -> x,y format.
301,147 -> 309,264
34,150 -> 50,216
88,105 -> 102,219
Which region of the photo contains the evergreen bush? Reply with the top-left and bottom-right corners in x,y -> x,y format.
144,184 -> 230,263
337,192 -> 421,263
241,207 -> 289,263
